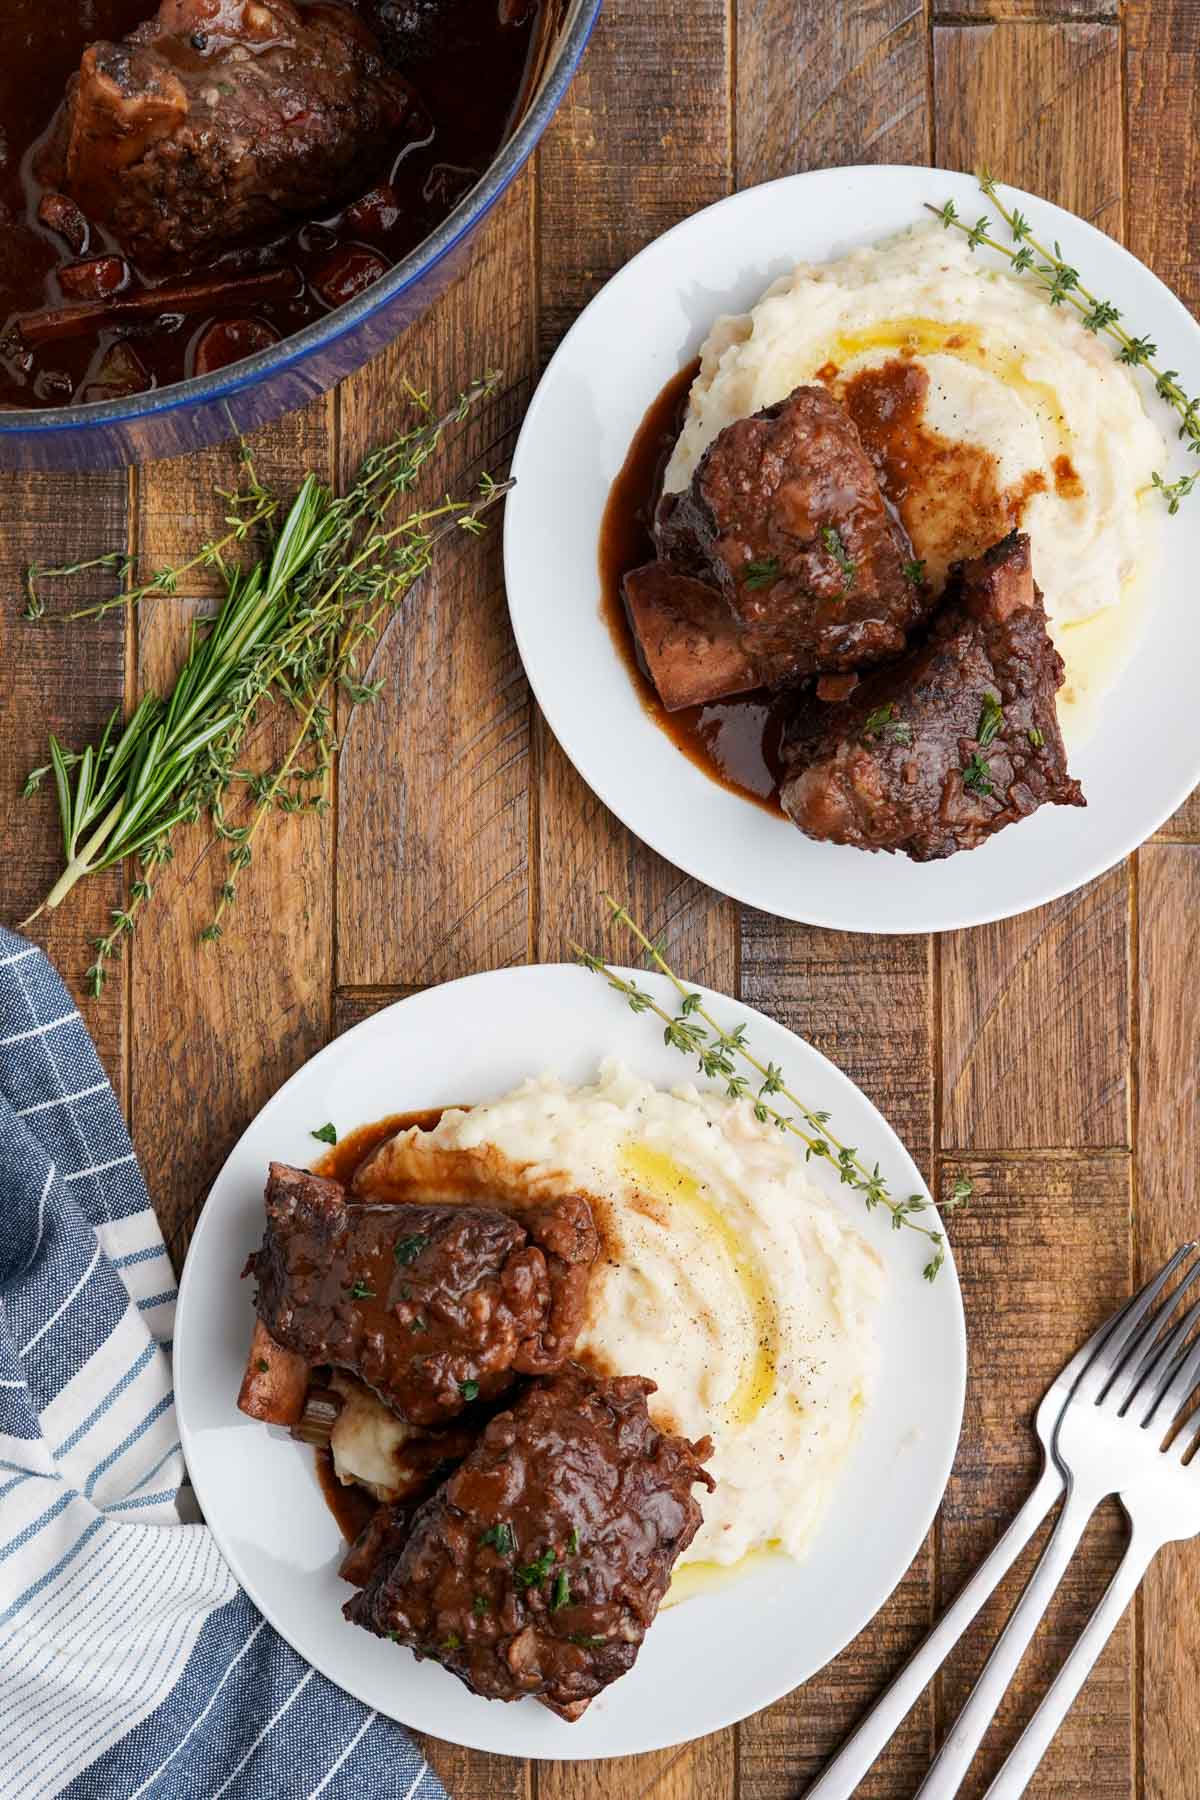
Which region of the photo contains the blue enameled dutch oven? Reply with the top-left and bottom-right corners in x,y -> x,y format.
0,0 -> 601,472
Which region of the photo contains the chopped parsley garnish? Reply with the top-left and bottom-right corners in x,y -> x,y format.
902,559 -> 927,586
409,1316 -> 427,1333
514,1547 -> 557,1589
387,1629 -> 400,1641
1028,725 -> 1045,749
567,1527 -> 581,1556
743,557 -> 780,590
479,1523 -> 515,1556
442,1634 -> 461,1651
349,1279 -> 374,1300
472,1594 -> 489,1617
310,1121 -> 337,1145
961,750 -> 994,796
569,1634 -> 606,1648
394,1233 -> 430,1266
255,1358 -> 269,1373
550,1571 -> 571,1611
976,690 -> 1003,748
458,1379 -> 480,1402
820,525 -> 856,591
861,702 -> 913,748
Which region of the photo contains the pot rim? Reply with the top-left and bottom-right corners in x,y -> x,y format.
1,0 -> 601,441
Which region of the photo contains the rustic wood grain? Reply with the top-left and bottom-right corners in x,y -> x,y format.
532,0 -> 736,996
127,383 -> 335,1256
3,2 -> 1194,1796
936,1155 -> 1133,1796
737,0 -> 930,183
335,178 -> 534,989
932,24 -> 1131,1154
940,868 -> 1130,1151
129,585 -> 334,1265
136,398 -> 333,592
741,914 -> 934,1168
933,2 -> 1117,23
0,470 -> 129,1098
934,22 -> 1122,235
535,0 -> 731,361
333,985 -> 423,1036
532,0 -> 738,1792
1134,846 -> 1200,1800
536,1734 -> 735,1800
1127,0 -> 1200,840
733,8 -> 936,1795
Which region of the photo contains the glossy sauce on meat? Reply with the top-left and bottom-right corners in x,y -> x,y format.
599,359 -> 789,816
601,356 -> 1063,813
345,1362 -> 714,1718
251,1161 -> 597,1426
0,0 -> 545,408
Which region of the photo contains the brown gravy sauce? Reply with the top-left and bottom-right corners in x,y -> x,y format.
316,1444 -> 377,1545
311,1104 -> 445,1542
600,352 -> 1054,810
597,359 -> 788,816
313,1107 -> 447,1186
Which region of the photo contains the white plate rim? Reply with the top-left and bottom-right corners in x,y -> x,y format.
175,961 -> 967,1759
504,164 -> 1200,933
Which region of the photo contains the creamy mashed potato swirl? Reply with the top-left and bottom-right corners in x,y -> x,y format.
373,1062 -> 884,1569
663,225 -> 1164,739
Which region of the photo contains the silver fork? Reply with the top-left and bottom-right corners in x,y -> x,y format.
917,1244 -> 1200,1797
803,1246 -> 1193,1800
982,1277 -> 1200,1797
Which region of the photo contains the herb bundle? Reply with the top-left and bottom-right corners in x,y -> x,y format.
21,376 -> 509,993
928,171 -> 1200,513
576,896 -> 970,1281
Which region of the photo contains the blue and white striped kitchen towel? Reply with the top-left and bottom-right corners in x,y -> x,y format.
0,927 -> 447,1800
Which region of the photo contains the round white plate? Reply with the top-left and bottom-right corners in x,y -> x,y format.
504,166 -> 1200,932
175,963 -> 966,1759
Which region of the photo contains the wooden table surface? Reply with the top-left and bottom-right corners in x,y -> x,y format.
2,1 -> 1198,1796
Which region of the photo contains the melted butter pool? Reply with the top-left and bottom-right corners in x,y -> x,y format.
663,1542 -> 785,1608
620,1141 -> 778,1428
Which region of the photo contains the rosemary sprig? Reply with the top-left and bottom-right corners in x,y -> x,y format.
576,896 -> 970,1282
926,171 -> 1200,513
20,376 -> 510,992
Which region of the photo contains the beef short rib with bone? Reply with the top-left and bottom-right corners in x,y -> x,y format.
623,384 -> 935,711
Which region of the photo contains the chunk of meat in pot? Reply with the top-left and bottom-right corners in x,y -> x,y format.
779,531 -> 1085,861
244,1163 -> 598,1425
49,0 -> 418,265
344,1362 -> 714,1718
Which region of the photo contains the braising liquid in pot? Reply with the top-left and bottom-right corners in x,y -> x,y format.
0,0 -> 545,408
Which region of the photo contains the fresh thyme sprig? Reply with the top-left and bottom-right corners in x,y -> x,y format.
23,461 -> 278,621
20,375 -> 510,992
575,895 -> 970,1282
926,171 -> 1200,513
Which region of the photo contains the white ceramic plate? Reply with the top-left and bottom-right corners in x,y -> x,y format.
504,166 -> 1200,931
175,964 -> 966,1759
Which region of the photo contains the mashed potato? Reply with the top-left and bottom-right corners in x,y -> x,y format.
345,1062 -> 885,1571
663,224 -> 1164,744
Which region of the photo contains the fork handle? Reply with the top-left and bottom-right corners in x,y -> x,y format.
982,1524 -> 1165,1800
801,1462 -> 1063,1800
915,1478 -> 1099,1798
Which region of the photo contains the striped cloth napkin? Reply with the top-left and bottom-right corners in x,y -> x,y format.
0,928 -> 446,1800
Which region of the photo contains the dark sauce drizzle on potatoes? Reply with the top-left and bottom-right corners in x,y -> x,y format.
600,350 -> 1077,812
